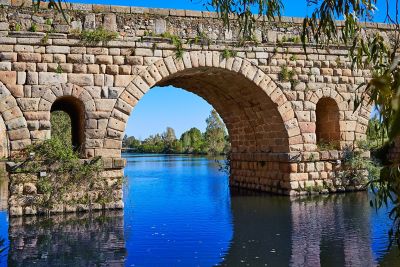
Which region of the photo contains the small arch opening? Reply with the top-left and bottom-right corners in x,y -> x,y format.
316,97 -> 341,148
50,96 -> 85,151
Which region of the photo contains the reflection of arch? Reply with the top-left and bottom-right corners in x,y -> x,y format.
106,52 -> 301,153
316,97 -> 341,145
0,81 -> 30,155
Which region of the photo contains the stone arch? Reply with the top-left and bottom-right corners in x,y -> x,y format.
34,83 -> 96,155
315,98 -> 341,147
305,88 -> 352,148
0,82 -> 30,155
105,52 -> 301,155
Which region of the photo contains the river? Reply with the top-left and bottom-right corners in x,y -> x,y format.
0,154 -> 398,266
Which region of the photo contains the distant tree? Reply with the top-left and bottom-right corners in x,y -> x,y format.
204,110 -> 227,155
125,136 -> 142,151
162,127 -> 177,153
141,134 -> 164,153
180,127 -> 205,153
122,134 -> 128,147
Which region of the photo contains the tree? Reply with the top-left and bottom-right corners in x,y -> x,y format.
162,127 -> 177,153
180,127 -> 204,153
125,136 -> 142,151
204,110 -> 227,155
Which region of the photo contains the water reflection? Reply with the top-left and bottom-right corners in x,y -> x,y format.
0,154 -> 398,266
290,193 -> 375,266
8,211 -> 126,266
0,169 -> 7,211
221,190 -> 397,267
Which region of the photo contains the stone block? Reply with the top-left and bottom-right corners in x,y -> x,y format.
46,46 -> 70,54
17,53 -> 41,62
0,71 -> 17,85
68,74 -> 94,86
38,72 -> 67,84
8,128 -> 30,140
103,14 -> 117,32
134,48 -> 153,57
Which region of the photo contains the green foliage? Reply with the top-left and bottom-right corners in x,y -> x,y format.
289,54 -> 297,61
282,35 -> 301,44
79,27 -> 118,45
45,18 -> 53,25
180,127 -> 205,154
41,32 -> 49,45
317,140 -> 340,151
341,147 -> 381,186
367,117 -> 388,145
13,23 -> 21,31
279,66 -> 300,88
124,111 -> 229,155
162,127 -> 177,153
29,23 -> 38,32
222,48 -> 237,59
56,64 -> 63,74
51,111 -> 72,146
279,66 -> 292,82
204,110 -> 228,155
12,111 -> 119,212
210,0 -> 283,38
13,136 -> 105,210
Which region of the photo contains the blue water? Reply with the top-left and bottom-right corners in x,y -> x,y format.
0,154 -> 398,266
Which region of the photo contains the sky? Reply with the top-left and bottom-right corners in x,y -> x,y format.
70,0 -> 394,138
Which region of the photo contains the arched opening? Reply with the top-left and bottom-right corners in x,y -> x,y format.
116,63 -> 294,193
155,67 -> 290,154
50,96 -> 85,151
316,98 -> 341,148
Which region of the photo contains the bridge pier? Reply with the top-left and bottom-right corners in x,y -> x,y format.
230,151 -> 368,195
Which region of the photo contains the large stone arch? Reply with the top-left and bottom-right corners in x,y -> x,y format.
105,52 -> 301,155
0,82 -> 30,156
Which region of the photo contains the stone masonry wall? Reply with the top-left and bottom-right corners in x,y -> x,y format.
0,0 -> 388,215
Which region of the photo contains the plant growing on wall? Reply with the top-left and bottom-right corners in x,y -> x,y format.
11,112 -> 121,214
79,27 -> 118,45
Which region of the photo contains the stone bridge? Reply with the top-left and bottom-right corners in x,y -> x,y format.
0,0 -> 387,216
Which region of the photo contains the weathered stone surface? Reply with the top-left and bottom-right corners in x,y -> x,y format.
0,3 -> 379,216
38,72 -> 67,84
67,74 -> 94,86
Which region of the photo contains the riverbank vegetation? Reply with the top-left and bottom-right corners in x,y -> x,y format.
123,110 -> 230,155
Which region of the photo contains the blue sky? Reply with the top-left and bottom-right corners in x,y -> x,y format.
71,0 -> 393,138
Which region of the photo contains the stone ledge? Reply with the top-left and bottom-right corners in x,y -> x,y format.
1,0 -> 394,30
230,150 -> 370,163
5,157 -> 126,172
